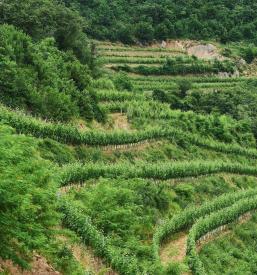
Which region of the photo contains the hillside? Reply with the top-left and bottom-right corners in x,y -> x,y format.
63,0 -> 257,44
1,1 -> 257,275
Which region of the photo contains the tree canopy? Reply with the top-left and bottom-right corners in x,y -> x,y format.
63,0 -> 257,44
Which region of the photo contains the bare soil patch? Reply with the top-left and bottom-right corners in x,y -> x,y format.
72,244 -> 117,275
0,256 -> 60,275
110,113 -> 131,131
160,232 -> 188,266
187,44 -> 223,60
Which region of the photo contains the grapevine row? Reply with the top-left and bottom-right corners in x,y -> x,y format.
96,90 -> 145,102
130,75 -> 253,83
59,161 -> 257,186
101,56 -> 201,65
60,200 -> 140,275
1,105 -> 257,158
152,188 -> 257,261
97,46 -> 186,53
99,52 -> 179,58
100,56 -> 167,64
133,81 -> 238,91
187,196 -> 257,274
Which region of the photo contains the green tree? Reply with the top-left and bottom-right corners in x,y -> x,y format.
113,72 -> 134,91
134,22 -> 154,44
0,25 -> 104,122
177,79 -> 192,98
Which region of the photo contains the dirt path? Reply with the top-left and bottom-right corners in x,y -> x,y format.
71,243 -> 117,275
159,212 -> 253,268
160,232 -> 188,266
57,232 -> 117,275
110,113 -> 131,131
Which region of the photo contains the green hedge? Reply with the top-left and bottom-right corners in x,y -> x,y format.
112,60 -> 235,76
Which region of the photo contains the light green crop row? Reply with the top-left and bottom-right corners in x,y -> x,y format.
152,188 -> 257,261
100,56 -> 166,64
130,75 -> 253,83
1,104 -> 256,158
97,46 -> 186,53
133,81 -> 239,91
96,90 -> 145,102
59,161 -> 257,186
60,200 -> 140,275
187,197 -> 257,274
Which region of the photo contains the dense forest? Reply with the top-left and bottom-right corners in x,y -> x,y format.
1,0 -> 257,274
63,0 -> 257,44
0,0 -> 105,122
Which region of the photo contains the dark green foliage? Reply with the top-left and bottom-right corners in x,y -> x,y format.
177,79 -> 192,98
38,139 -> 76,164
113,72 -> 134,91
0,24 -> 105,122
63,0 -> 257,44
134,22 -> 154,44
174,184 -> 195,208
182,84 -> 257,139
152,89 -> 169,103
112,59 -> 235,76
240,46 -> 257,63
0,0 -> 93,66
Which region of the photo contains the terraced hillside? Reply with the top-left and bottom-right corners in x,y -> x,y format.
2,38 -> 257,275
59,42 -> 257,274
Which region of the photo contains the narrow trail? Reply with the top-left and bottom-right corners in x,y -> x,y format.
159,212 -> 253,269
58,234 -> 117,275
110,113 -> 131,131
71,243 -> 117,275
160,232 -> 188,265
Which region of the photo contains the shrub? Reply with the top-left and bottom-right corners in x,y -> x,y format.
113,73 -> 134,91
177,79 -> 192,98
92,77 -> 115,90
0,25 -> 103,122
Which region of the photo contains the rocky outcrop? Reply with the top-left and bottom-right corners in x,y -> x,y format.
187,44 -> 223,60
